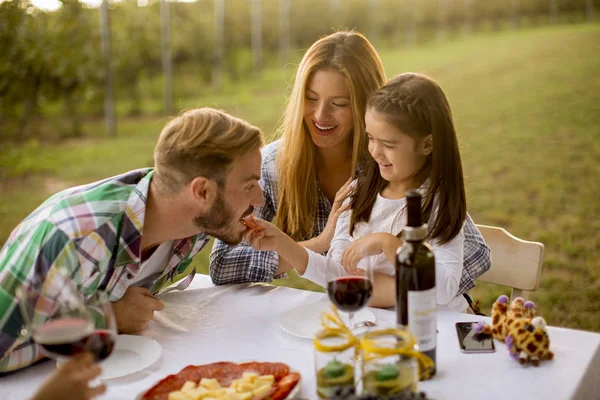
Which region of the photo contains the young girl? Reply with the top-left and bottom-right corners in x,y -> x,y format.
245,73 -> 473,312
209,31 -> 490,298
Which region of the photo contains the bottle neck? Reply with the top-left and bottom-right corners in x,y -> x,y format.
403,225 -> 428,241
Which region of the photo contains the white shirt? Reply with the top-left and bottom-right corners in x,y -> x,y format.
130,240 -> 175,287
302,193 -> 468,312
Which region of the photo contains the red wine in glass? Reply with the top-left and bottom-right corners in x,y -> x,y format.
327,276 -> 374,313
32,318 -> 94,358
85,330 -> 116,361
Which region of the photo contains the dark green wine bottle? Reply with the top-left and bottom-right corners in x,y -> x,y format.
395,190 -> 436,378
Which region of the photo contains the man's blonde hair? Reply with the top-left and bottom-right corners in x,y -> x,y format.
154,107 -> 263,195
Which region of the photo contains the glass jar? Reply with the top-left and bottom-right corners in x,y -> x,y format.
359,325 -> 420,397
314,328 -> 356,399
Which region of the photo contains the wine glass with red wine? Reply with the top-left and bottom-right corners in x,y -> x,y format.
326,256 -> 375,331
18,279 -> 116,363
18,282 -> 95,360
84,291 -> 118,362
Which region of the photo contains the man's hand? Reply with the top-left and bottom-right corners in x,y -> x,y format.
111,287 -> 164,334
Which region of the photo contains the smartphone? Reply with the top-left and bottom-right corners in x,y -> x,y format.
455,322 -> 495,353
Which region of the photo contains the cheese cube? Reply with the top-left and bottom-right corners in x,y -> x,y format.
215,388 -> 236,397
199,378 -> 221,390
252,384 -> 274,400
222,393 -> 243,400
181,381 -> 197,393
254,376 -> 275,386
230,379 -> 244,388
186,387 -> 209,400
242,372 -> 259,382
235,382 -> 256,392
168,392 -> 193,400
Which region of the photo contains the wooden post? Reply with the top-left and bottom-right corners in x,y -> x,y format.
279,0 -> 290,66
406,0 -> 417,46
463,0 -> 473,35
550,0 -> 558,24
213,0 -> 225,91
251,0 -> 262,76
330,0 -> 341,27
586,0 -> 594,22
160,0 -> 173,114
100,0 -> 116,137
369,0 -> 379,45
511,0 -> 520,29
330,0 -> 341,18
437,0 -> 448,41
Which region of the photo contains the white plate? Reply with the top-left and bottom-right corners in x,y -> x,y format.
57,334 -> 162,380
279,300 -> 376,339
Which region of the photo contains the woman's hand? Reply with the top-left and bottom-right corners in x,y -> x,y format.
316,177 -> 354,250
31,353 -> 106,400
244,218 -> 285,252
341,233 -> 398,273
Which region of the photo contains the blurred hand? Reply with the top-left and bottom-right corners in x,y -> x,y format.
112,286 -> 164,334
317,177 -> 353,249
31,353 -> 106,400
341,233 -> 390,273
243,218 -> 285,252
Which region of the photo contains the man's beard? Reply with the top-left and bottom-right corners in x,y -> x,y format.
193,191 -> 243,245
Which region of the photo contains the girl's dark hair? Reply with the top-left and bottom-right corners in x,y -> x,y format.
350,73 -> 466,244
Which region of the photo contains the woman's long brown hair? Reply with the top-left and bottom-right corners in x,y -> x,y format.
350,73 -> 466,244
275,30 -> 386,240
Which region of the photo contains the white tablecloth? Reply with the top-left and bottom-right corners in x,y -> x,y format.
1,274 -> 599,400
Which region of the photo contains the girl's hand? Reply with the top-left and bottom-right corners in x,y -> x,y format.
244,218 -> 285,252
318,177 -> 353,248
341,233 -> 395,273
31,353 -> 106,400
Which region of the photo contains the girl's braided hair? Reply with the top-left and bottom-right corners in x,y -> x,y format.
349,73 -> 466,244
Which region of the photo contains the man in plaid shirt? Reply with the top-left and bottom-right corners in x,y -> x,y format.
210,140 -> 491,296
0,108 -> 265,372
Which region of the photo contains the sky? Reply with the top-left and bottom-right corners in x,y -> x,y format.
28,0 -> 195,12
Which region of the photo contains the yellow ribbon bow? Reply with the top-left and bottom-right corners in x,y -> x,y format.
315,305 -> 435,381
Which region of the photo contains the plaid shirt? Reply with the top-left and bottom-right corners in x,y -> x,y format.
0,169 -> 209,372
210,140 -> 491,292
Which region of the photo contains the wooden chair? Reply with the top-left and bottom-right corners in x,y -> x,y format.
475,224 -> 545,300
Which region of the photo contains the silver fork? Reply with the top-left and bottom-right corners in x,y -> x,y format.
353,320 -> 376,329
156,271 -> 195,297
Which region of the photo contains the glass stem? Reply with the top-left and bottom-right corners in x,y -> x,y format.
348,312 -> 355,330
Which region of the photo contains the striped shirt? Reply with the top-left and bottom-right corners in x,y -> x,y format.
0,169 -> 209,372
210,139 -> 491,293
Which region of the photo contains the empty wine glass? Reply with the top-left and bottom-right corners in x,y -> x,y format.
326,255 -> 375,332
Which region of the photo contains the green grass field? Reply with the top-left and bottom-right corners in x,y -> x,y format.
1,24 -> 599,331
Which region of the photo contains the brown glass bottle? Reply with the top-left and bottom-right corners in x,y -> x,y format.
395,190 -> 436,378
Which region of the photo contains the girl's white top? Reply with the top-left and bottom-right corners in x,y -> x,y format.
302,192 -> 468,313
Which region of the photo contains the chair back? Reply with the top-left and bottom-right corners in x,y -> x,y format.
476,224 -> 544,300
